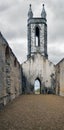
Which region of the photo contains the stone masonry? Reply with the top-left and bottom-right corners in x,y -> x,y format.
27,4 -> 48,58
56,58 -> 64,96
0,33 -> 22,106
21,53 -> 55,94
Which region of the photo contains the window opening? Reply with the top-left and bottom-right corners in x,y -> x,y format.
35,27 -> 40,46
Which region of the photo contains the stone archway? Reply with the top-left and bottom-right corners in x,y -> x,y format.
34,78 -> 41,94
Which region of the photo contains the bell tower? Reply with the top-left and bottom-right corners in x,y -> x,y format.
27,4 -> 48,58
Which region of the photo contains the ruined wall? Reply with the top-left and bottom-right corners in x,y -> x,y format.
0,33 -> 22,106
56,59 -> 64,96
21,53 -> 55,94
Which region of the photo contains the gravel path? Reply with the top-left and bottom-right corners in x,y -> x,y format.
0,95 -> 64,130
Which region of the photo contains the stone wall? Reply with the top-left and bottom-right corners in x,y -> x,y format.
21,53 -> 55,94
56,59 -> 64,96
0,33 -> 22,106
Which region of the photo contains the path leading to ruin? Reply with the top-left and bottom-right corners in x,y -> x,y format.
0,95 -> 64,130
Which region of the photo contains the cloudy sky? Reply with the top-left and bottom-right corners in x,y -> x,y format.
0,0 -> 64,64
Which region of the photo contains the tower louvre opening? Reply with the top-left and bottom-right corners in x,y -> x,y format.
35,26 -> 40,47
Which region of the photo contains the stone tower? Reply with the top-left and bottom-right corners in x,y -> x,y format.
27,4 -> 48,58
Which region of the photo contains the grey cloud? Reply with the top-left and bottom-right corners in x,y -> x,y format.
46,0 -> 64,43
49,52 -> 64,64
4,27 -> 27,40
0,4 -> 9,12
9,41 -> 27,63
0,0 -> 17,12
48,43 -> 64,64
0,1 -> 27,41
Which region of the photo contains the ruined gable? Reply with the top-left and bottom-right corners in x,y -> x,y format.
22,53 -> 55,94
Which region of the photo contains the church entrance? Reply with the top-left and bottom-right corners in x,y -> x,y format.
34,78 -> 41,94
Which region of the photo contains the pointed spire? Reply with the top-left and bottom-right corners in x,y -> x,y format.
28,4 -> 33,19
41,4 -> 46,19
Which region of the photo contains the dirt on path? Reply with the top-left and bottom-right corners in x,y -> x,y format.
0,95 -> 64,130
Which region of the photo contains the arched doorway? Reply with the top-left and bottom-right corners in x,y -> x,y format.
34,78 -> 41,94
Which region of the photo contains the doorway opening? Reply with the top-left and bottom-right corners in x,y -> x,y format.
34,78 -> 41,94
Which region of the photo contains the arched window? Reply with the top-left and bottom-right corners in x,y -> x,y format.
34,78 -> 41,94
35,26 -> 40,46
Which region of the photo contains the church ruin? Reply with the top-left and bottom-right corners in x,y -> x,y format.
21,4 -> 55,94
0,4 -> 64,107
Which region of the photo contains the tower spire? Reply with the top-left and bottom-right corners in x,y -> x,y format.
28,4 -> 33,19
41,4 -> 46,19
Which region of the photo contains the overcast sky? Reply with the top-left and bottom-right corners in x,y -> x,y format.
0,0 -> 64,64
